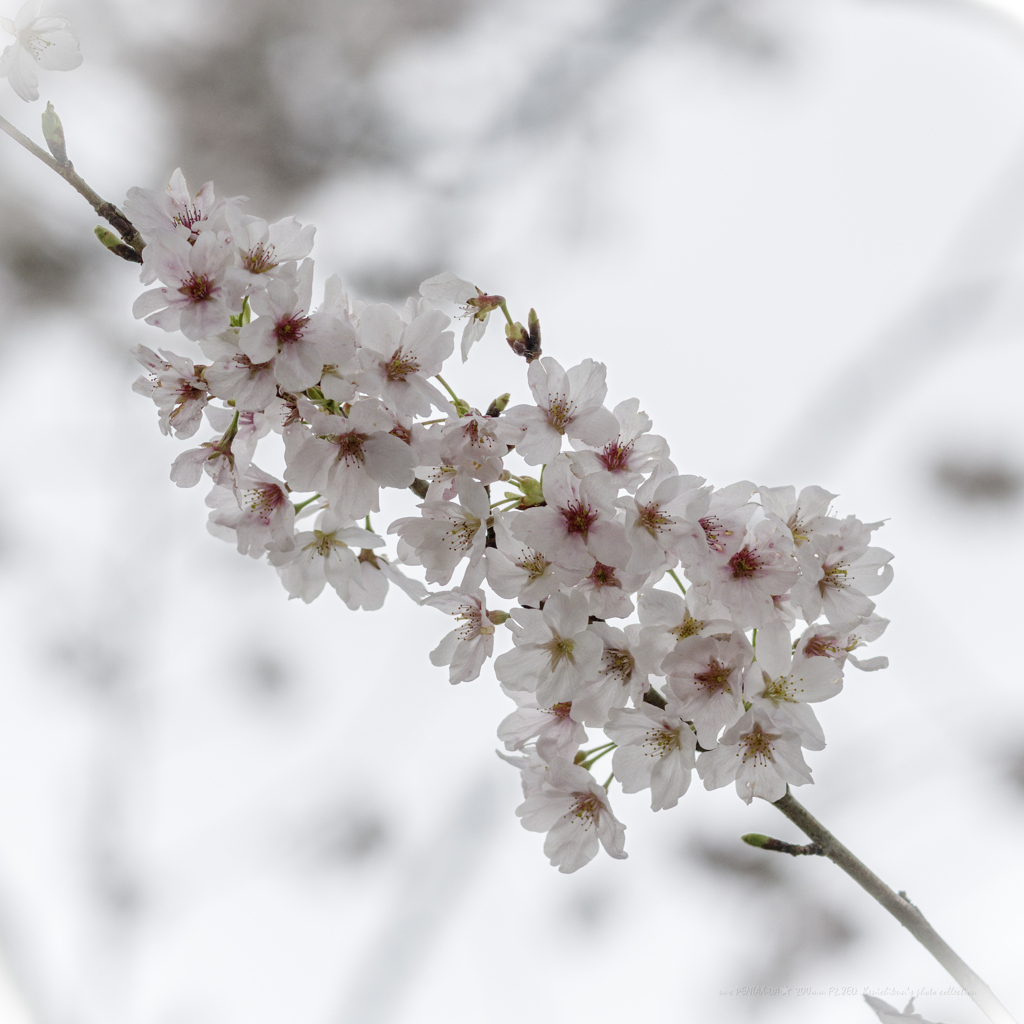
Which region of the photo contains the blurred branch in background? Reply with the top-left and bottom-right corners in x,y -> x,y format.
766,135 -> 1024,480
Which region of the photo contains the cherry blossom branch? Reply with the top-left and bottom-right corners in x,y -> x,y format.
769,790 -> 1017,1024
0,105 -> 144,262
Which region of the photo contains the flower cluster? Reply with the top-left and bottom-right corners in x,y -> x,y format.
127,169 -> 894,874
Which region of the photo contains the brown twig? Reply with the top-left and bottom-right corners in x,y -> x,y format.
0,109 -> 144,262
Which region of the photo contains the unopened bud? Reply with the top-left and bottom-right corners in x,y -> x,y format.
515,476 -> 545,508
506,320 -> 528,359
42,102 -> 68,164
94,226 -> 122,250
487,610 -> 510,625
741,833 -> 772,849
524,308 -> 542,362
486,392 -> 510,417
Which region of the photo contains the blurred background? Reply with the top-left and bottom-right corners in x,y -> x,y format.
1,0 -> 1023,1022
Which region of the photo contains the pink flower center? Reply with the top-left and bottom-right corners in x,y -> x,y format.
803,634 -> 839,659
173,204 -> 204,232
728,546 -> 762,578
275,315 -> 310,346
560,500 -> 597,537
244,242 -> 278,274
549,702 -> 573,719
179,273 -> 214,302
547,396 -> 572,432
600,440 -> 633,473
694,658 -> 732,694
670,615 -> 702,641
241,484 -> 287,524
385,349 -> 420,382
739,722 -> 778,765
568,794 -> 599,829
700,515 -> 731,553
638,502 -> 670,534
333,431 -> 368,465
588,562 -> 620,588
601,648 -> 635,682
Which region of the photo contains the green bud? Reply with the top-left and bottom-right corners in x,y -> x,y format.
487,610 -> 510,626
516,476 -> 545,508
573,750 -> 588,765
486,392 -> 510,417
42,102 -> 68,164
94,226 -> 123,250
741,833 -> 772,848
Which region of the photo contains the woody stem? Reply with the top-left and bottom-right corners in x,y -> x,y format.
771,790 -> 1016,1024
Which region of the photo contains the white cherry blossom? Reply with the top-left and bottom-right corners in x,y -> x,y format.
133,230 -> 243,341
494,590 -> 602,706
568,398 -> 669,492
390,476 -> 490,587
605,704 -> 697,810
0,1 -> 81,102
758,483 -> 837,547
573,559 -> 648,619
239,259 -> 356,392
131,345 -> 209,439
619,470 -> 711,573
691,517 -> 800,628
497,697 -> 587,763
206,466 -> 295,558
419,271 -> 501,361
663,631 -> 753,748
795,613 -> 889,672
636,586 -> 734,673
269,509 -> 383,603
499,357 -> 618,465
423,587 -> 500,683
484,510 -> 582,606
744,619 -> 843,751
512,456 -> 632,573
224,207 -> 315,284
696,707 -> 813,804
516,757 -> 626,873
283,400 -> 417,520
356,301 -> 454,417
790,515 -> 894,628
570,622 -> 655,727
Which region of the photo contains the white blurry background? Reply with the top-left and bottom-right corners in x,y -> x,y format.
0,0 -> 1023,1022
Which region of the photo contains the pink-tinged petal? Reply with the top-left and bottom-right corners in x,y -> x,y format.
273,340 -> 324,392
238,318 -> 278,363
132,287 -> 170,319
358,303 -> 405,355
362,433 -> 417,487
586,520 -> 632,568
179,299 -> 231,342
753,619 -> 792,679
570,406 -> 619,446
515,422 -> 563,465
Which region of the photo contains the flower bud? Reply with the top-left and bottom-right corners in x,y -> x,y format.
41,102 -> 68,164
94,226 -> 122,250
486,392 -> 510,417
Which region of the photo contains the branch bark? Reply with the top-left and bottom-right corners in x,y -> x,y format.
772,790 -> 1017,1024
0,111 -> 144,262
